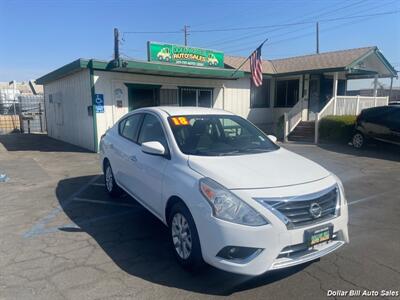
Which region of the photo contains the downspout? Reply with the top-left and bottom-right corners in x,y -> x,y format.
222,84 -> 225,110
89,60 -> 98,153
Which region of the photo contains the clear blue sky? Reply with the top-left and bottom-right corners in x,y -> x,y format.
1,0 -> 399,89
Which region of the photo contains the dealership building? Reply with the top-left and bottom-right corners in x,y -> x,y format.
36,43 -> 396,151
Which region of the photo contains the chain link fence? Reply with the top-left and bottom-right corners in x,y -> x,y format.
0,94 -> 46,134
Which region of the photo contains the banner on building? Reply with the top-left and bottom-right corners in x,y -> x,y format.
147,42 -> 224,68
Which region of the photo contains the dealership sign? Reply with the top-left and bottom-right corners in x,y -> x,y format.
147,42 -> 224,68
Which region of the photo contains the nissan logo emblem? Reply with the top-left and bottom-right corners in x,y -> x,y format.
309,202 -> 322,218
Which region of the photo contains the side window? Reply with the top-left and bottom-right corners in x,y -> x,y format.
385,109 -> 400,126
138,114 -> 168,149
119,114 -> 142,142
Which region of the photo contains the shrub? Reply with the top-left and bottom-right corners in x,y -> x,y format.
319,115 -> 357,143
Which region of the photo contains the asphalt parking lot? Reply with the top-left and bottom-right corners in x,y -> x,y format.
0,134 -> 399,300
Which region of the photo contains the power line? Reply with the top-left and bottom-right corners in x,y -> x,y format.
221,3 -> 398,53
226,14 -> 376,55
123,30 -> 181,34
194,0 -> 380,48
190,10 -> 399,33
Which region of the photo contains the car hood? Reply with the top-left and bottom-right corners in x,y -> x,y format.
188,148 -> 330,189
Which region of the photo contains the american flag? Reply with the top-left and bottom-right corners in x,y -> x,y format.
250,46 -> 263,87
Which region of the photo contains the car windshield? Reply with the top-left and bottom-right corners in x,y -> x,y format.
168,115 -> 279,156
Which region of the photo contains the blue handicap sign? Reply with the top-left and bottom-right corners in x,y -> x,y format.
95,94 -> 104,113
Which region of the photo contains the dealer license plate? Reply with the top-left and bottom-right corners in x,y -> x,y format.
305,225 -> 333,247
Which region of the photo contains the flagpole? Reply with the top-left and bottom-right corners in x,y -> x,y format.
230,38 -> 268,77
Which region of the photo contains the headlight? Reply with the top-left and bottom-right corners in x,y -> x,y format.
199,177 -> 268,226
332,174 -> 347,205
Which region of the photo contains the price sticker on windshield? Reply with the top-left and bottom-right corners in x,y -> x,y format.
171,116 -> 189,126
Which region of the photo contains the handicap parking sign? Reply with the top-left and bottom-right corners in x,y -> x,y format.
95,94 -> 104,113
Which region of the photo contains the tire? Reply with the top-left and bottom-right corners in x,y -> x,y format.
168,202 -> 204,271
104,160 -> 123,197
352,132 -> 365,149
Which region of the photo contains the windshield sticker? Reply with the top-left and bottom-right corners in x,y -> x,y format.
171,116 -> 190,126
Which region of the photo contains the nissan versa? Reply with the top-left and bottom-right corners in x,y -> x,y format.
99,107 -> 349,275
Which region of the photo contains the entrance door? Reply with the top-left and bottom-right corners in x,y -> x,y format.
180,88 -> 213,107
127,84 -> 160,111
308,75 -> 320,121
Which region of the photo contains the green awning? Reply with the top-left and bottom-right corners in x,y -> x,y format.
36,58 -> 244,85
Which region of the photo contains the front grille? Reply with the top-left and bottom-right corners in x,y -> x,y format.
255,186 -> 339,229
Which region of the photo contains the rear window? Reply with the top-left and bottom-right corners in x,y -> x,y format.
168,114 -> 279,156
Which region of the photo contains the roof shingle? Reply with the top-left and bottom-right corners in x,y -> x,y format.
224,46 -> 376,75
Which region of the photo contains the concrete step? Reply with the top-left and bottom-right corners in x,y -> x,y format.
288,121 -> 315,142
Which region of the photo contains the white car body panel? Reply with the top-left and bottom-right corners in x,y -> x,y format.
99,106 -> 349,276
188,148 -> 330,189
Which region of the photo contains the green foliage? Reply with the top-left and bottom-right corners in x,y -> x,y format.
319,115 -> 357,143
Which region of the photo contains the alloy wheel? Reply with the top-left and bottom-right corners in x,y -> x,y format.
353,133 -> 364,148
171,213 -> 192,260
105,165 -> 114,192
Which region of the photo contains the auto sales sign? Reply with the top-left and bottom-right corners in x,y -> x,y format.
147,42 -> 224,68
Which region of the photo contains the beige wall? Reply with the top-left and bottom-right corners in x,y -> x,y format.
44,69 -> 94,151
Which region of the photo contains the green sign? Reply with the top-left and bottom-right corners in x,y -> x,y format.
147,42 -> 224,68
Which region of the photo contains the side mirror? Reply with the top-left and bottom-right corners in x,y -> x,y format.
141,141 -> 165,156
267,135 -> 277,143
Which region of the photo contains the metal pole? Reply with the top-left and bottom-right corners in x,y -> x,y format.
388,76 -> 393,103
12,80 -> 17,116
183,25 -> 189,46
316,22 -> 320,54
114,28 -> 120,61
39,102 -> 43,132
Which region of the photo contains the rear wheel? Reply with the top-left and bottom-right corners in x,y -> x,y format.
168,202 -> 204,271
104,160 -> 123,197
352,132 -> 365,149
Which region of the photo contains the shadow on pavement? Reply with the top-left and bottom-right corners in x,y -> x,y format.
56,175 -> 311,296
319,142 -> 400,162
0,133 -> 91,152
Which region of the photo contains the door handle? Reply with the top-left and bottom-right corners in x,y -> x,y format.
129,155 -> 137,162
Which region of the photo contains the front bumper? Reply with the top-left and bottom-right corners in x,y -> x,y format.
191,176 -> 349,276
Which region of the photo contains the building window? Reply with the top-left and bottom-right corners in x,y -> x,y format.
180,88 -> 213,107
250,79 -> 270,108
275,79 -> 299,107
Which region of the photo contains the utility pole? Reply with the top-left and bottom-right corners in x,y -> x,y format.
183,25 -> 190,46
316,22 -> 320,54
114,28 -> 120,61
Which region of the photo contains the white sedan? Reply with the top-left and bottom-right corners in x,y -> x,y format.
99,106 -> 349,276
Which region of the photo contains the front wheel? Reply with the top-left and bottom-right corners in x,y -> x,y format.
352,132 -> 365,149
104,161 -> 123,197
168,202 -> 204,271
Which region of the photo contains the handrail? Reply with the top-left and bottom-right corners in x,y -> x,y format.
319,96 -> 335,116
283,99 -> 303,142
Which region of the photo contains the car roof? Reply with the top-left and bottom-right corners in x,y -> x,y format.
135,106 -> 235,117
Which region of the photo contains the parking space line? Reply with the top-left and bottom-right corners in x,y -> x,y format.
23,175 -> 101,238
72,197 -> 138,208
348,188 -> 400,206
91,182 -> 105,187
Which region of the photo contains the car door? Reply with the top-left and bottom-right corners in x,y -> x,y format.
134,113 -> 170,216
112,113 -> 144,192
384,108 -> 400,144
362,107 -> 391,140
